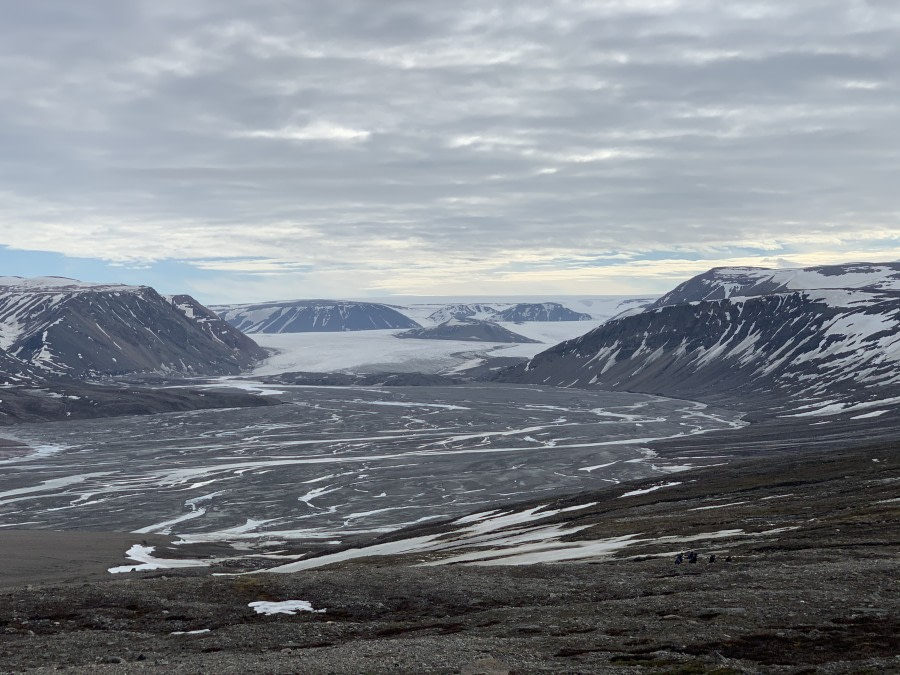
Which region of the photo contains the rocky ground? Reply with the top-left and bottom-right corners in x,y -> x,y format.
0,381 -> 277,426
0,439 -> 896,674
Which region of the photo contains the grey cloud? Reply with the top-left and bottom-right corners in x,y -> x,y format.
0,0 -> 898,294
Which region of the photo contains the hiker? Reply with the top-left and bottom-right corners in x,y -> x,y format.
674,552 -> 683,565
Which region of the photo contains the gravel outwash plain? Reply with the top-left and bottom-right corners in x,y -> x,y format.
0,439 -> 896,674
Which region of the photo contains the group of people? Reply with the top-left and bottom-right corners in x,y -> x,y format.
674,551 -> 732,564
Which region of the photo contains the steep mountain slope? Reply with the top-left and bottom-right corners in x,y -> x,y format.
0,277 -> 264,377
500,282 -> 900,410
651,262 -> 900,308
397,318 -> 540,343
212,300 -> 420,333
167,295 -> 268,362
497,302 -> 592,322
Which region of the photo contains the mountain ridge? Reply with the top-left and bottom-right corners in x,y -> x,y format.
212,299 -> 420,333
499,263 -> 900,414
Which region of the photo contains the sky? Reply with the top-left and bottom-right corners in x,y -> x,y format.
1,0 -> 898,304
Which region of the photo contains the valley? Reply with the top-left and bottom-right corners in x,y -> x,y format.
0,265 -> 897,673
0,383 -> 743,549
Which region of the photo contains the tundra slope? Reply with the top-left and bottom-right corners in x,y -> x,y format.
499,263 -> 900,414
0,439 -> 894,674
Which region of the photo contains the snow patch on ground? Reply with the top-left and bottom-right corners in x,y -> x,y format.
108,544 -> 213,574
619,481 -> 682,498
249,600 -> 325,615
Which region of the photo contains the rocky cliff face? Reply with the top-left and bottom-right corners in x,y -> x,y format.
212,300 -> 421,333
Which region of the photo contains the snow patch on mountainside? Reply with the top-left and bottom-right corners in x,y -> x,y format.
502,284 -> 900,408
653,262 -> 900,309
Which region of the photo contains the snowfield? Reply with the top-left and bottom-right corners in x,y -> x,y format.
250,322 -> 614,375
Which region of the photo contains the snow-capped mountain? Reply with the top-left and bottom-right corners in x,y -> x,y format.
212,300 -> 420,333
0,277 -> 265,378
423,301 -> 592,324
500,264 -> 900,410
398,318 -> 540,344
651,262 -> 900,309
425,303 -> 500,324
497,302 -> 592,322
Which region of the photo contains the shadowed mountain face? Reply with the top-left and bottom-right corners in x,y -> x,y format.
500,264 -> 900,410
212,300 -> 420,333
0,278 -> 264,378
397,318 -> 540,343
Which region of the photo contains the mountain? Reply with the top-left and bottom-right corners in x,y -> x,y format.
167,295 -> 268,362
499,264 -> 900,411
426,303 -> 500,324
496,302 -> 592,322
425,301 -> 593,324
0,277 -> 265,378
398,318 -> 540,343
651,262 -> 900,308
211,300 -> 420,333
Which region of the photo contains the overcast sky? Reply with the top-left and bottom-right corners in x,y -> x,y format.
1,0 -> 898,303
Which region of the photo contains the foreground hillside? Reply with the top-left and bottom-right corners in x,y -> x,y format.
0,440 -> 895,673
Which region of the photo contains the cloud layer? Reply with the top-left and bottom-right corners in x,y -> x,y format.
1,1 -> 898,299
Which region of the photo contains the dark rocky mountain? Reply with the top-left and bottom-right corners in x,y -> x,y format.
500,266 -> 900,412
212,300 -> 420,333
398,318 -> 540,343
426,303 -> 500,324
0,277 -> 271,424
651,262 -> 900,308
497,302 -> 591,322
0,277 -> 264,378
